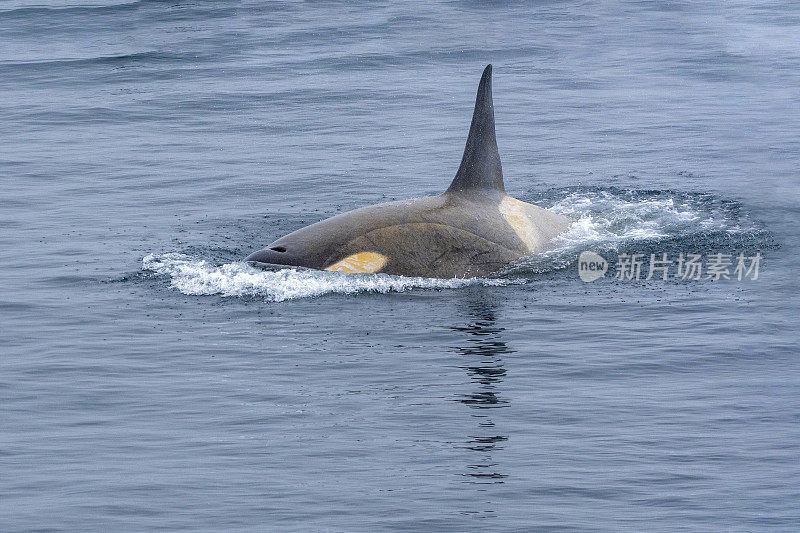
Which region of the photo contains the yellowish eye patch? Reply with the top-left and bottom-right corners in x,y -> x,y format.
324,252 -> 388,274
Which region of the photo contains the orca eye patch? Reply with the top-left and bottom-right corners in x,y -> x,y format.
324,252 -> 388,274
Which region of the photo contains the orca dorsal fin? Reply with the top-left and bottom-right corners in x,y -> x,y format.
446,64 -> 505,195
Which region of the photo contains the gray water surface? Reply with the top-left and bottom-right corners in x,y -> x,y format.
2,1 -> 799,531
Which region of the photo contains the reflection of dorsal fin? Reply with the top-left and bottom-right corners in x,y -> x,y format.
446,64 -> 505,194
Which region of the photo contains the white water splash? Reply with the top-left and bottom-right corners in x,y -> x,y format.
142,253 -> 521,302
548,191 -> 703,248
539,187 -> 759,254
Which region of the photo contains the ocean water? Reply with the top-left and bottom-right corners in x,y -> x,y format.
1,1 -> 799,531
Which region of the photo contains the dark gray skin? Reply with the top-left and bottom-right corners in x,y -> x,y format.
246,65 -> 573,278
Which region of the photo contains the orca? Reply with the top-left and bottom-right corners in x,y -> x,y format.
246,65 -> 573,278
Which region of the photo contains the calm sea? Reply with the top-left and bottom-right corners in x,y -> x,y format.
1,1 -> 799,531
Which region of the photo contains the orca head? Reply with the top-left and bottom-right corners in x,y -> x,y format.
245,245 -> 309,271
245,223 -> 336,271
246,211 -> 380,272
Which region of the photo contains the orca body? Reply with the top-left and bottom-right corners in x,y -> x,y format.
246,65 -> 573,278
